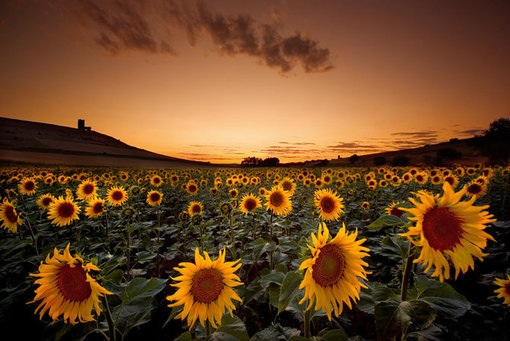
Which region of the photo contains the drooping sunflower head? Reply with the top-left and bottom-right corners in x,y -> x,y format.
0,199 -> 23,233
47,196 -> 80,227
385,201 -> 405,218
146,190 -> 163,207
299,222 -> 370,320
28,243 -> 112,325
494,274 -> 510,306
400,182 -> 496,282
106,186 -> 128,206
313,188 -> 344,221
239,193 -> 262,215
166,248 -> 243,329
264,185 -> 292,216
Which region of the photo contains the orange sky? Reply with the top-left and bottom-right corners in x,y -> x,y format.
1,0 -> 509,164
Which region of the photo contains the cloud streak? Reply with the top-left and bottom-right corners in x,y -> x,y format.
77,0 -> 333,74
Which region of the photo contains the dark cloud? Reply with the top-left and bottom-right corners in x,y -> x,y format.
77,0 -> 333,74
78,0 -> 175,55
327,142 -> 382,154
455,129 -> 485,137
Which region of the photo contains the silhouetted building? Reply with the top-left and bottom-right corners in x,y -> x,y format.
78,119 -> 91,131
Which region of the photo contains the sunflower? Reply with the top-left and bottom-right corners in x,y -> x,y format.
239,193 -> 262,215
264,185 -> 292,216
0,199 -> 23,233
465,179 -> 488,198
400,182 -> 496,282
85,197 -> 106,219
36,193 -> 56,210
150,174 -> 163,187
18,177 -> 37,196
166,248 -> 243,329
299,222 -> 370,320
314,188 -> 344,221
106,186 -> 128,206
28,243 -> 112,325
494,274 -> 510,306
280,177 -> 297,196
76,179 -> 97,201
187,201 -> 204,216
146,190 -> 163,207
385,201 -> 404,218
185,180 -> 199,195
47,196 -> 80,227
361,201 -> 370,211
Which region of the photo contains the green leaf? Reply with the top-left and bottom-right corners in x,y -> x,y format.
375,299 -> 409,339
119,277 -> 167,304
278,271 -> 303,314
210,314 -> 250,341
367,214 -> 403,230
412,275 -> 471,319
317,328 -> 348,341
259,270 -> 286,289
381,235 -> 410,259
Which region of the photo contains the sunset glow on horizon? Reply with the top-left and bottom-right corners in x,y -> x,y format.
1,1 -> 509,164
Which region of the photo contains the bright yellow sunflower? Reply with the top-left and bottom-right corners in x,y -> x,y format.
36,193 -> 56,210
106,186 -> 128,206
28,243 -> 112,325
280,177 -> 297,196
299,222 -> 370,320
47,196 -> 81,227
314,188 -> 344,221
239,193 -> 262,215
385,201 -> 404,218
146,190 -> 163,207
400,182 -> 496,282
85,197 -> 106,219
150,174 -> 163,187
187,201 -> 204,216
76,179 -> 98,201
0,199 -> 23,233
185,180 -> 199,196
18,177 -> 37,196
494,274 -> 510,306
166,248 -> 243,329
264,185 -> 292,216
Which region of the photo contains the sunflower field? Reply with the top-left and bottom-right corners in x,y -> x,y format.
0,165 -> 509,341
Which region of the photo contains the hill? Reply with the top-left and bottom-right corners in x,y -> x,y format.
0,117 -> 211,168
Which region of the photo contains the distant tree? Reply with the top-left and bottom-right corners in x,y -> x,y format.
373,156 -> 387,166
480,117 -> 510,164
261,157 -> 280,167
241,157 -> 262,167
391,155 -> 410,167
349,154 -> 359,164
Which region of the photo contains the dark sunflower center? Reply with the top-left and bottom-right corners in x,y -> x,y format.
270,192 -> 284,207
5,206 -> 18,223
505,282 -> 510,296
190,268 -> 224,304
188,185 -> 197,193
467,183 -> 482,195
112,191 -> 124,201
58,262 -> 92,302
422,206 -> 463,251
83,184 -> 94,195
25,181 -> 35,191
312,244 -> 346,287
390,207 -> 404,217
42,197 -> 53,206
150,193 -> 161,202
58,202 -> 76,218
320,196 -> 335,213
282,182 -> 292,191
93,202 -> 104,213
153,178 -> 161,184
244,198 -> 257,211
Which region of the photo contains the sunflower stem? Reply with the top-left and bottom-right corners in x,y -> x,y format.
303,308 -> 312,338
401,245 -> 415,301
101,296 -> 116,341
